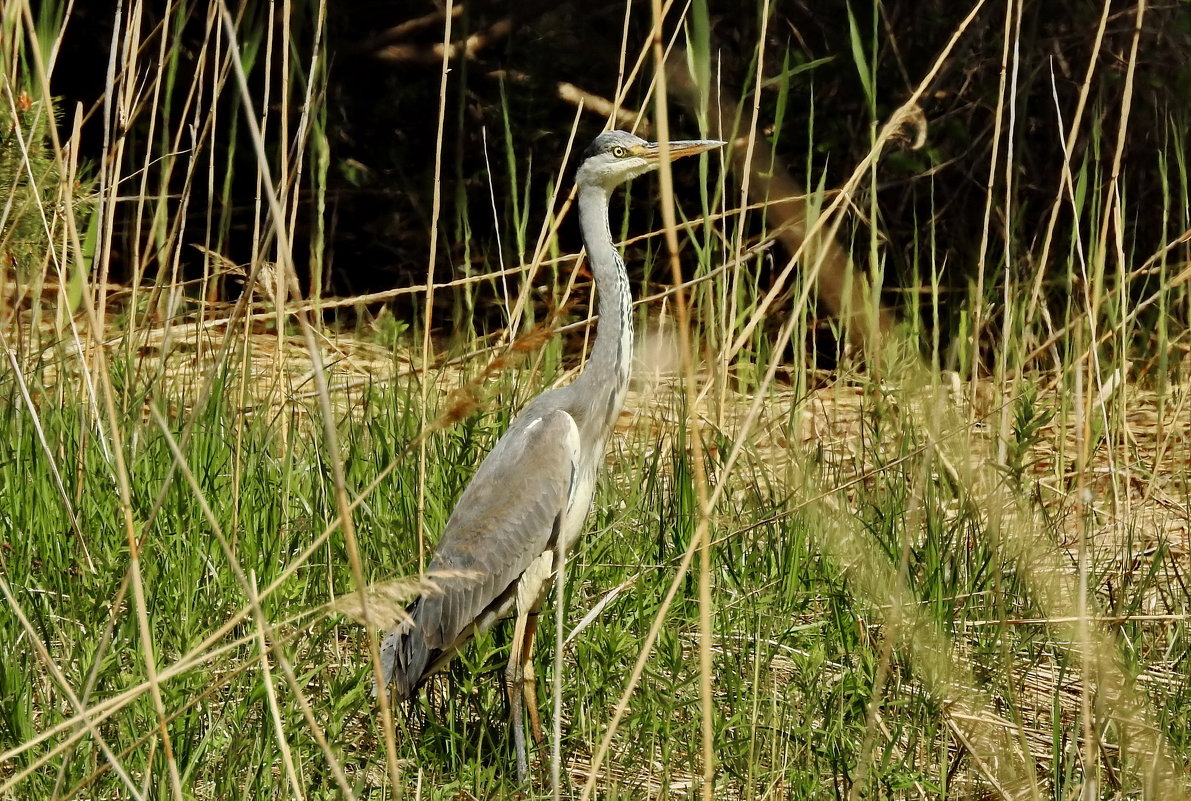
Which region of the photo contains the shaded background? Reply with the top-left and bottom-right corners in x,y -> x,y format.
43,0 -> 1191,366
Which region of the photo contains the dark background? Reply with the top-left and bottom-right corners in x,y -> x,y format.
45,1 -> 1191,362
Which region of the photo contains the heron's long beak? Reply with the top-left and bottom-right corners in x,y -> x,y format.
641,139 -> 726,162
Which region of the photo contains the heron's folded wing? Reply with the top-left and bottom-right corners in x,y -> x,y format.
417,409 -> 581,651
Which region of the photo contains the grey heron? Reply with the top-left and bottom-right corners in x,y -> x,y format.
379,130 -> 724,779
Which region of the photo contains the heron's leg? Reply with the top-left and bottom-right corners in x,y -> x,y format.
506,608 -> 530,782
521,612 -> 544,748
508,551 -> 554,781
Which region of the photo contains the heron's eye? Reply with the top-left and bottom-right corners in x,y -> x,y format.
611,146 -> 628,158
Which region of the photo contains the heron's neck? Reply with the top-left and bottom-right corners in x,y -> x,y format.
572,184 -> 633,417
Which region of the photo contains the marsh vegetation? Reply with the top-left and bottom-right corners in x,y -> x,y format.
1,1 -> 1190,798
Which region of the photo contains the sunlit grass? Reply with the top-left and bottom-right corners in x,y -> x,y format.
2,323 -> 1189,799
2,0 -> 1191,798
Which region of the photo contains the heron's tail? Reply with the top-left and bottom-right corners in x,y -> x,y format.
375,599 -> 433,700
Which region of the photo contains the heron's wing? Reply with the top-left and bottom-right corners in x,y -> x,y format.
417,408 -> 581,652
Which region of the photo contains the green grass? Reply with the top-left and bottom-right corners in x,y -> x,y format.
2,330 -> 1189,799
3,0 -> 1191,798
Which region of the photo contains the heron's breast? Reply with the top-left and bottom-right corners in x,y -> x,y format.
555,461 -> 599,553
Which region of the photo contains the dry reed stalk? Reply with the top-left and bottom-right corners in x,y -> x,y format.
667,51 -> 894,356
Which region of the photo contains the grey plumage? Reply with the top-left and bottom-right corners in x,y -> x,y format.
378,129 -> 724,779
381,409 -> 579,699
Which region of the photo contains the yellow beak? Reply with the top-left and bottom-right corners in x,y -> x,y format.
639,139 -> 726,162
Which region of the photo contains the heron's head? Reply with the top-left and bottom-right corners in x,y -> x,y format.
576,130 -> 724,192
